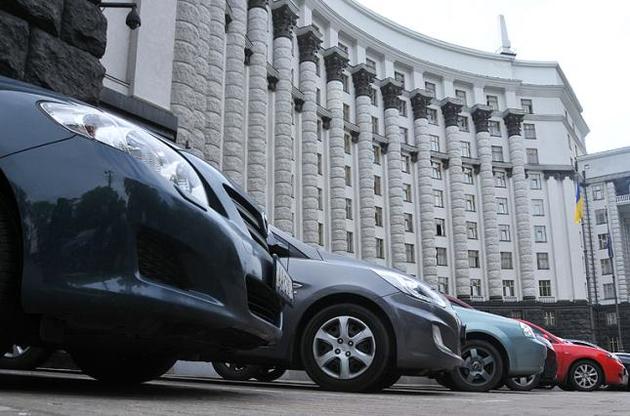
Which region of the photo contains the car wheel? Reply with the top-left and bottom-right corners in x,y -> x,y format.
558,383 -> 575,391
70,349 -> 176,385
436,374 -> 458,390
0,345 -> 53,370
212,362 -> 261,381
504,373 -> 541,391
568,360 -> 603,392
448,339 -> 504,392
0,197 -> 19,355
300,303 -> 392,393
253,367 -> 286,382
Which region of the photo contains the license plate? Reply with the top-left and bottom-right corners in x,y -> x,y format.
275,258 -> 294,305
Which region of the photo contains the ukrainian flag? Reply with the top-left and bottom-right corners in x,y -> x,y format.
574,183 -> 584,224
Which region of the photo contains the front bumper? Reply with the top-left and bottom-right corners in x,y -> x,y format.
507,336 -> 547,377
606,361 -> 628,386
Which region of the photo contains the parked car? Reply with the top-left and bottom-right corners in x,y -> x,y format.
213,227 -> 464,392
613,353 -> 630,390
0,76 -> 287,384
504,334 -> 557,391
520,321 -> 628,391
437,296 -> 547,392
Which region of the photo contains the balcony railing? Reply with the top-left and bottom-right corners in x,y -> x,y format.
470,295 -> 485,302
538,296 -> 556,303
617,194 -> 630,205
503,296 -> 518,302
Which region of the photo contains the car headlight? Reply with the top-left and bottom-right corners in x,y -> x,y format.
520,322 -> 535,338
40,101 -> 208,207
371,268 -> 447,307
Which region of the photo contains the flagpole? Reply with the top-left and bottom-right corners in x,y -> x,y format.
579,171 -> 597,343
608,235 -> 625,351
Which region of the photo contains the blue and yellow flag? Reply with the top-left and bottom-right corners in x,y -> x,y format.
574,183 -> 584,224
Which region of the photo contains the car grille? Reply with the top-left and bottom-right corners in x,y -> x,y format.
246,276 -> 282,327
137,228 -> 192,290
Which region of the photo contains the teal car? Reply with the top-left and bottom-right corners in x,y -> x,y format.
437,297 -> 547,392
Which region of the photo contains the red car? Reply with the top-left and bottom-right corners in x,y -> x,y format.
520,320 -> 628,391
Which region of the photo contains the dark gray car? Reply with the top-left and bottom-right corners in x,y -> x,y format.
214,227 -> 464,392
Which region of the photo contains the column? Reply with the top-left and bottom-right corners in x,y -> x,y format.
441,97 -> 469,300
205,0 -> 226,168
607,182 -> 629,301
222,0 -> 247,186
504,109 -> 536,300
410,89 -> 437,288
352,64 -> 377,261
381,79 -> 406,271
323,47 -> 349,253
296,26 -> 323,245
472,105 -> 502,300
271,1 -> 298,233
245,0 -> 269,208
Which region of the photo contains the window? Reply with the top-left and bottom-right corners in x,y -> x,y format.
458,116 -> 469,132
497,197 -> 509,214
592,185 -> 604,200
398,100 -> 407,117
430,135 -> 440,152
603,284 -> 615,300
538,280 -> 552,297
460,141 -> 472,158
372,116 -> 379,134
344,166 -> 352,186
402,154 -> 411,173
342,74 -> 349,93
395,71 -> 405,89
404,213 -> 414,232
502,280 -> 515,297
491,146 -> 504,162
372,145 -> 382,165
537,253 -> 550,270
375,206 -> 383,227
529,173 -> 542,190
366,58 -> 376,71
435,218 -> 446,236
595,209 -> 608,225
374,175 -> 381,195
317,153 -> 323,174
532,199 -> 544,216
434,190 -> 444,207
470,279 -> 482,297
369,87 -> 377,106
465,194 -> 476,212
489,121 -> 501,137
346,231 -> 354,253
318,223 -> 324,245
495,171 -> 507,188
403,183 -> 412,202
534,225 -> 547,243
427,108 -> 438,125
438,276 -> 449,294
501,252 -> 513,269
345,198 -> 352,219
499,224 -> 511,241
598,233 -> 609,250
455,89 -> 467,106
424,81 -> 436,97
463,167 -> 474,184
526,148 -> 539,164
468,250 -> 480,268
543,311 -> 556,327
405,243 -> 415,263
523,123 -> 536,139
521,98 -> 533,114
486,95 -> 499,110
344,133 -> 352,154
400,127 -> 410,144
343,103 -> 350,122
337,41 -> 349,53
436,247 -> 448,266
376,238 -> 385,259
317,188 -> 323,210
609,337 -> 620,352
601,258 -> 613,275
316,88 -> 321,105
431,161 -> 442,179
466,222 -> 478,240
606,312 -> 618,326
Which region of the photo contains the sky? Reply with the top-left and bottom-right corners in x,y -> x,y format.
355,0 -> 629,154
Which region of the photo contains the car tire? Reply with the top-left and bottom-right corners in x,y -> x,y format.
0,345 -> 53,370
568,359 -> 603,392
253,367 -> 286,382
504,373 -> 541,392
436,374 -> 458,390
300,303 -> 392,393
377,371 -> 402,390
558,383 -> 575,391
448,339 -> 504,392
0,197 -> 19,355
212,362 -> 261,381
70,349 -> 176,385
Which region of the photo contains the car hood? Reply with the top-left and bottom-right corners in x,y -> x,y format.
454,305 -> 521,327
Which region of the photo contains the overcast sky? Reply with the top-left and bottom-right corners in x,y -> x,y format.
355,0 -> 629,154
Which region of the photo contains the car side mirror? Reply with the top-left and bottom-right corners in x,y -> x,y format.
269,242 -> 290,257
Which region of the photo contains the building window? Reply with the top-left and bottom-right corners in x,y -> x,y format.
601,258 -> 613,275
491,146 -> 504,162
395,71 -> 405,89
433,190 -> 444,207
343,104 -> 351,122
534,225 -> 547,243
402,155 -> 411,173
489,121 -> 501,137
462,167 -> 473,184
317,119 -> 323,141
374,175 -> 381,195
369,87 -> 377,106
318,223 -> 324,245
376,238 -> 385,259
466,221 -> 478,240
344,166 -> 352,186
501,251 -> 513,269
435,218 -> 446,236
431,161 -> 442,179
400,127 -> 410,144
543,311 -> 556,327
366,58 -> 376,71
375,206 -> 383,227
603,283 -> 615,300
438,276 -> 449,294
317,188 -> 323,210
537,253 -> 550,270
521,98 -> 533,114
427,108 -> 438,125
468,250 -> 480,268
430,135 -> 440,152
403,183 -> 412,202
532,199 -> 545,216
317,153 -> 323,175
342,74 -> 349,93
499,224 -> 511,242
372,116 -> 379,134
606,313 -> 618,326
455,89 -> 467,106
405,243 -> 415,263
458,116 -> 469,132
436,247 -> 448,266
592,185 -> 604,200
373,145 -> 381,165
344,133 -> 352,154
470,279 -> 482,297
346,231 -> 354,253
460,141 -> 472,158
538,280 -> 552,297
425,81 -> 436,97
337,41 -> 349,53
486,95 -> 499,111
398,100 -> 407,117
503,280 -> 515,297
523,123 -> 536,139
526,148 -> 539,164
497,197 -> 509,214
465,194 -> 476,212
316,88 -> 321,105
345,198 -> 353,219
595,209 -> 608,225
495,171 -> 507,188
598,233 -> 609,250
404,213 -> 414,232
529,173 -> 542,190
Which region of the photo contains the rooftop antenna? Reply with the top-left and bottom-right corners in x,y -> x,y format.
498,14 -> 516,57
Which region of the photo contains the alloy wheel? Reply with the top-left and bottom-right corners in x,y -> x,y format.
573,363 -> 599,389
512,375 -> 535,387
460,346 -> 496,385
3,345 -> 29,359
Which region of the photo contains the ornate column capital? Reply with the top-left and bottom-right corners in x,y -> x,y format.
502,108 -> 525,137
380,78 -> 403,110
323,47 -> 349,83
350,64 -> 376,97
471,104 -> 493,133
410,88 -> 433,120
248,0 -> 269,10
271,0 -> 298,39
296,25 -> 323,64
440,97 -> 463,128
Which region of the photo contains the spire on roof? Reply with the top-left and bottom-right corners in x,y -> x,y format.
498,14 -> 516,57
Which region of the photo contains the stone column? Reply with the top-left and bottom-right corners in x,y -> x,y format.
441,98 -> 469,300
271,1 -> 298,233
296,26 -> 323,245
323,47 -> 350,253
472,105 -> 502,300
504,109 -> 536,300
607,182 -> 629,301
381,79 -> 406,271
245,0 -> 269,208
352,64 -> 377,261
222,0 -> 247,186
410,89 -> 437,288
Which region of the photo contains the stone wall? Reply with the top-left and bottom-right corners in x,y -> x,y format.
0,0 -> 107,103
